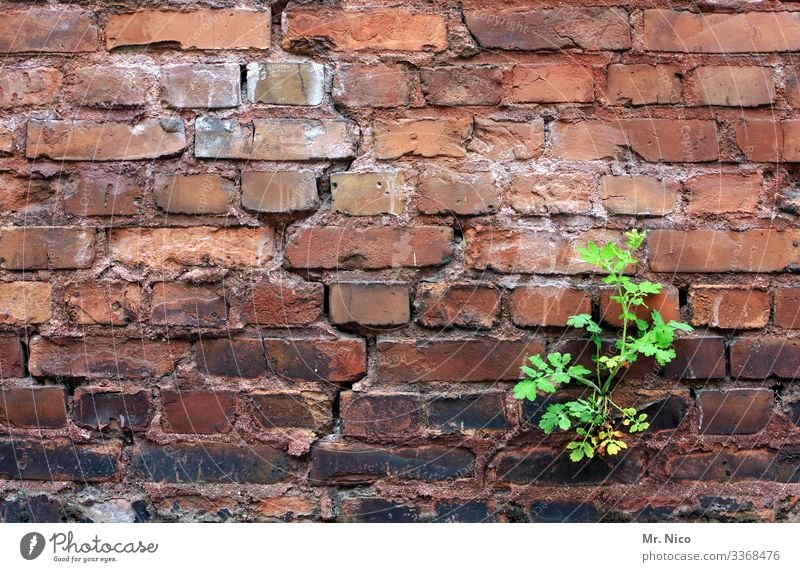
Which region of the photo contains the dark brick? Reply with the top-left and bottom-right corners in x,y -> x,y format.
521,393 -> 571,427
161,390 -> 236,434
341,392 -> 422,437
552,338 -> 656,379
667,449 -> 777,481
132,441 -> 289,484
435,500 -> 492,523
663,337 -> 726,380
697,389 -> 774,434
639,395 -> 687,432
0,386 -> 67,428
250,391 -> 331,431
730,338 -> 800,379
787,398 -> 800,425
0,440 -> 120,481
310,442 -> 475,483
529,500 -> 599,523
0,495 -> 63,523
73,387 -> 152,430
635,505 -> 676,522
495,448 -> 644,484
340,498 -> 421,523
196,338 -> 265,378
428,393 -> 508,431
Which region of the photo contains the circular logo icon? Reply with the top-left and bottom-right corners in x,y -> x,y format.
20,532 -> 45,560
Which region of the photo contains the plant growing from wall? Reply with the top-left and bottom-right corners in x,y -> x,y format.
513,229 -> 693,462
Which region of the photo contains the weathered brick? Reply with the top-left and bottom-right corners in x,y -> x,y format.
154,174 -> 235,214
195,117 -> 358,160
250,391 -> 331,431
0,9 -> 98,53
27,119 -> 186,161
257,497 -> 316,520
510,173 -> 593,215
285,226 -> 452,270
341,392 -> 422,437
64,282 -> 140,326
602,175 -> 676,216
420,66 -> 503,106
697,389 -> 774,434
242,280 -> 323,326
686,173 -> 761,215
0,494 -> 64,523
0,68 -> 61,107
734,119 -> 782,162
667,449 -> 777,481
0,282 -> 51,324
247,62 -> 324,106
644,9 -> 800,53
67,66 -> 149,107
0,227 -> 95,270
605,64 -> 681,105
241,171 -> 318,213
415,283 -> 500,329
340,498 -> 421,523
690,66 -> 775,107
284,9 -> 447,52
689,286 -> 770,329
331,172 -> 405,216
464,7 -> 630,51
107,9 -> 270,50
0,174 -> 51,214
648,229 -> 800,273
28,336 -> 189,379
418,168 -> 499,215
774,288 -> 800,329
468,118 -> 544,161
730,337 -> 800,379
600,285 -> 680,327
0,123 -> 12,155
378,339 -> 543,382
197,337 -> 366,382
375,118 -> 472,159
435,501 -> 492,523
428,393 -> 508,431
332,64 -> 412,107
133,441 -> 288,484
109,227 -> 274,269
310,442 -> 474,483
466,228 -> 625,274
151,283 -> 227,327
73,387 -> 152,430
510,286 -> 591,327
663,337 -> 727,380
160,64 -> 240,109
529,500 -> 599,523
329,283 -> 410,327
495,447 -> 643,484
0,336 -> 24,378
0,440 -> 120,481
0,387 -> 67,429
63,169 -> 142,216
511,64 -> 594,103
161,390 -> 235,434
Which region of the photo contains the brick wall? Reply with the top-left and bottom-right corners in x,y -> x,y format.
0,0 -> 799,523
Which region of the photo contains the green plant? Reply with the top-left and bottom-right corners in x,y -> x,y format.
513,229 -> 693,462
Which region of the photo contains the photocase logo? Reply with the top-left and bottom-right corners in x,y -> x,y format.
20,532 -> 45,560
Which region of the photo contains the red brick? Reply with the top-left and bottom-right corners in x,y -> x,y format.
0,123 -> 12,155
109,227 -> 274,269
151,283 -> 227,327
73,387 -> 151,431
330,283 -> 410,327
246,62 -> 324,106
340,392 -> 422,437
415,283 -> 500,329
510,286 -> 591,327
689,286 -> 770,329
0,9 -> 98,53
510,173 -> 593,215
421,66 -> 503,106
775,288 -> 800,329
686,173 -> 762,215
0,387 -> 67,429
332,64 -> 412,107
241,171 -> 318,213
0,68 -> 61,107
468,118 -> 544,161
648,229 -> 800,273
284,9 -> 447,52
161,390 -> 236,434
285,226 -> 452,270
67,66 -> 150,107
0,227 -> 95,270
418,168 -> 499,215
644,9 -> 800,53
160,64 -> 240,109
730,337 -> 800,379
242,280 -> 323,326
0,336 -> 24,378
250,391 -> 331,431
154,174 -> 235,214
600,285 -> 681,327
375,118 -> 472,159
602,175 -> 676,216
464,7 -> 630,51
697,389 -> 774,434
0,282 -> 51,324
64,282 -> 140,326
377,339 -> 544,383
663,337 -> 727,380
733,119 -> 782,162
0,440 -> 120,482
258,497 -> 316,519
331,172 -> 405,216
605,64 -> 681,105
466,227 -> 625,274
27,120 -> 186,161
511,64 -> 594,103
690,66 -> 775,107
0,174 -> 51,214
28,336 -> 190,379
107,9 -> 270,50
63,169 -> 142,216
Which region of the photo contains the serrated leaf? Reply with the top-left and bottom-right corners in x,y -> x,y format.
569,446 -> 585,462
536,376 -> 556,394
606,442 -> 621,455
528,354 -> 548,370
668,320 -> 693,332
513,379 -> 539,401
638,281 -> 662,295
